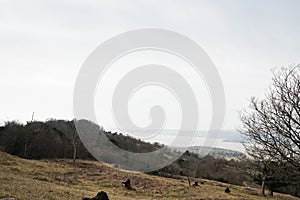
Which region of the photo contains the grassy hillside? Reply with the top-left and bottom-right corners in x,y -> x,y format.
0,151 -> 299,200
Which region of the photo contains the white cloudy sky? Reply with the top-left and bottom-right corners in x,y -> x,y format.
0,0 -> 299,131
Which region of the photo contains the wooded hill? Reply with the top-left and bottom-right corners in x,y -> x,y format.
0,119 -> 299,197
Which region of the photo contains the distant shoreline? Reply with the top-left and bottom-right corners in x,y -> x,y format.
108,129 -> 245,153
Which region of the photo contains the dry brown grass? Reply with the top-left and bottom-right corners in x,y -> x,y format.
0,151 -> 299,200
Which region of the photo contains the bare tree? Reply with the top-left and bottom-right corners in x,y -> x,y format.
50,120 -> 80,165
239,65 -> 300,195
240,65 -> 300,169
24,112 -> 35,158
67,120 -> 80,166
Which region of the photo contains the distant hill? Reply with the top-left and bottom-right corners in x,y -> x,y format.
117,129 -> 245,153
187,146 -> 245,159
168,146 -> 245,160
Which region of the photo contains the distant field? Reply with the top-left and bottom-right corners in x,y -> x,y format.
0,151 -> 298,200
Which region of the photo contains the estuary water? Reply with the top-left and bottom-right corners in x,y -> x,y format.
117,129 -> 246,153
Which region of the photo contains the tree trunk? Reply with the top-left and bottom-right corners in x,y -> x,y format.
270,190 -> 273,196
187,176 -> 191,187
72,144 -> 77,166
24,112 -> 34,158
261,176 -> 266,196
24,137 -> 28,158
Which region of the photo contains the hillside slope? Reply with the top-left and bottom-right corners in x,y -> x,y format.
0,151 -> 298,200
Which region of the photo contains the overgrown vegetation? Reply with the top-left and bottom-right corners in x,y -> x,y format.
150,151 -> 250,186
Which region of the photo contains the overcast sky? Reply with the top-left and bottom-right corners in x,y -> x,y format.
1,0 -> 299,131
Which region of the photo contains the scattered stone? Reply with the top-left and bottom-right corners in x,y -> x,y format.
192,181 -> 199,186
225,187 -> 231,193
82,191 -> 109,200
122,179 -> 132,190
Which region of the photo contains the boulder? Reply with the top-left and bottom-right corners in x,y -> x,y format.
225,187 -> 231,193
82,191 -> 109,200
